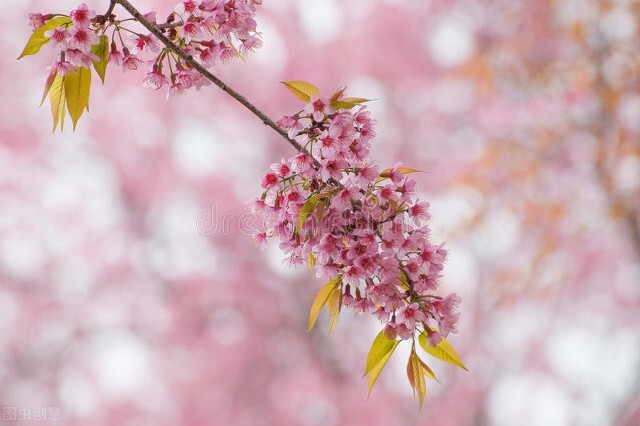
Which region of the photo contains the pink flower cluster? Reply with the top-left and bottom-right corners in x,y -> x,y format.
30,4 -> 100,75
29,0 -> 262,98
253,92 -> 461,343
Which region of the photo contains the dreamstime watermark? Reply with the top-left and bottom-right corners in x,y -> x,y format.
195,203 -> 447,238
196,204 -> 257,237
2,406 -> 63,422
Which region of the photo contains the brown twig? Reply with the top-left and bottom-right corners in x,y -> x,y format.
103,0 -> 116,19
113,0 -> 306,155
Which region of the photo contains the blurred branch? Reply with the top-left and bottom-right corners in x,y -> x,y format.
594,148 -> 640,259
591,35 -> 640,262
592,29 -> 640,425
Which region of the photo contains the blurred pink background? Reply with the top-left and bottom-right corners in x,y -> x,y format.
2,0 -> 640,425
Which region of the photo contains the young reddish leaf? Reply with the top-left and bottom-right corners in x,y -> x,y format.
18,16 -> 72,59
40,71 -> 57,107
419,331 -> 468,371
326,284 -> 342,334
365,331 -> 400,395
64,66 -> 92,130
91,35 -> 110,84
307,276 -> 341,331
49,74 -> 66,132
281,81 -> 320,103
377,167 -> 425,181
406,353 -> 415,389
329,86 -> 347,104
407,350 -> 427,408
418,358 -> 439,383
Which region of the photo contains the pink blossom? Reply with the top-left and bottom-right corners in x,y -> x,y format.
360,164 -> 379,180
317,132 -> 340,159
130,34 -> 161,55
69,4 -> 96,28
270,160 -> 291,177
343,289 -> 375,313
409,201 -> 431,221
65,49 -> 98,68
44,27 -> 69,50
354,106 -> 372,127
178,21 -> 203,43
277,116 -> 305,139
143,11 -> 157,23
384,321 -> 412,340
253,231 -> 268,250
175,0 -> 202,17
397,303 -> 426,329
142,66 -> 169,90
304,95 -> 330,122
260,173 -> 279,189
240,36 -> 262,55
319,158 -> 347,182
199,44 -> 220,67
214,22 -> 234,42
167,83 -> 187,99
385,162 -> 405,186
67,26 -> 99,53
121,50 -> 145,71
219,45 -> 236,63
48,60 -> 76,76
290,153 -> 314,174
27,13 -> 45,30
427,330 -> 442,346
433,293 -> 462,337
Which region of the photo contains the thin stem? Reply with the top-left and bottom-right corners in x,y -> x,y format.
113,0 -> 306,155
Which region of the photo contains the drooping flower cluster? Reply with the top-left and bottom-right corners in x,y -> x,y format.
253,84 -> 462,346
29,4 -> 100,74
25,1 -> 262,99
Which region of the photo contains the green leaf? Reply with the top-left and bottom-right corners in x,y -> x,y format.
281,80 -> 320,103
18,16 -> 72,59
326,283 -> 342,334
49,74 -> 66,132
365,331 -> 400,395
407,350 -> 427,408
64,66 -> 92,130
331,97 -> 371,110
91,35 -> 109,84
307,253 -> 316,271
398,271 -> 410,290
297,193 -> 323,232
307,276 -> 341,331
419,331 -> 468,371
316,198 -> 327,228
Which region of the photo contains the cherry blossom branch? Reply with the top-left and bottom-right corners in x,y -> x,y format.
104,0 -> 116,19
157,21 -> 184,29
113,0 -> 306,155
